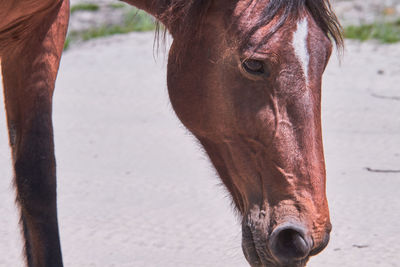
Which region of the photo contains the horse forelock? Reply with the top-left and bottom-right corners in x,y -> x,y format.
237,0 -> 343,53
154,0 -> 342,53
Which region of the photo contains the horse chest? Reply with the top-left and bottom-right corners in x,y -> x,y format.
0,0 -> 61,52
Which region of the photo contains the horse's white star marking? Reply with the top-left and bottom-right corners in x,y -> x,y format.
292,18 -> 310,84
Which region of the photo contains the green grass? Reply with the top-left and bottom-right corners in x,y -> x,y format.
344,20 -> 400,43
64,8 -> 155,50
108,3 -> 126,9
64,37 -> 71,50
70,3 -> 99,13
80,9 -> 155,40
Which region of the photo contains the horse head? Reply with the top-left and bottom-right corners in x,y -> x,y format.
164,0 -> 342,266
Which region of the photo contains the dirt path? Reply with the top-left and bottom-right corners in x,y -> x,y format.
0,33 -> 399,266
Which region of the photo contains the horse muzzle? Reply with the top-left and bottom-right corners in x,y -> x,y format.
242,218 -> 330,267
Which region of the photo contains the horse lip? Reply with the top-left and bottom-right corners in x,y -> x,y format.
309,231 -> 330,256
242,224 -> 263,266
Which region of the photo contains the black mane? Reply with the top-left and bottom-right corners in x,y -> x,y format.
157,0 -> 343,50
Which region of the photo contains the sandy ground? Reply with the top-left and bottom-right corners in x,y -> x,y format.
332,0 -> 400,25
1,32 -> 400,267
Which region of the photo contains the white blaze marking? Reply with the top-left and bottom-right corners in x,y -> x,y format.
292,18 -> 310,84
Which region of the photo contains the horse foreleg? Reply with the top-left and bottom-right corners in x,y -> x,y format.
1,1 -> 69,266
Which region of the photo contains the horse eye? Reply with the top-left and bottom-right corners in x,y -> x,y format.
242,59 -> 265,75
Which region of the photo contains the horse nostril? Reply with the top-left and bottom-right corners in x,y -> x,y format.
270,225 -> 311,263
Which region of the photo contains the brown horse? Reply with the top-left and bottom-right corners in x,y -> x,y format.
0,0 -> 342,266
